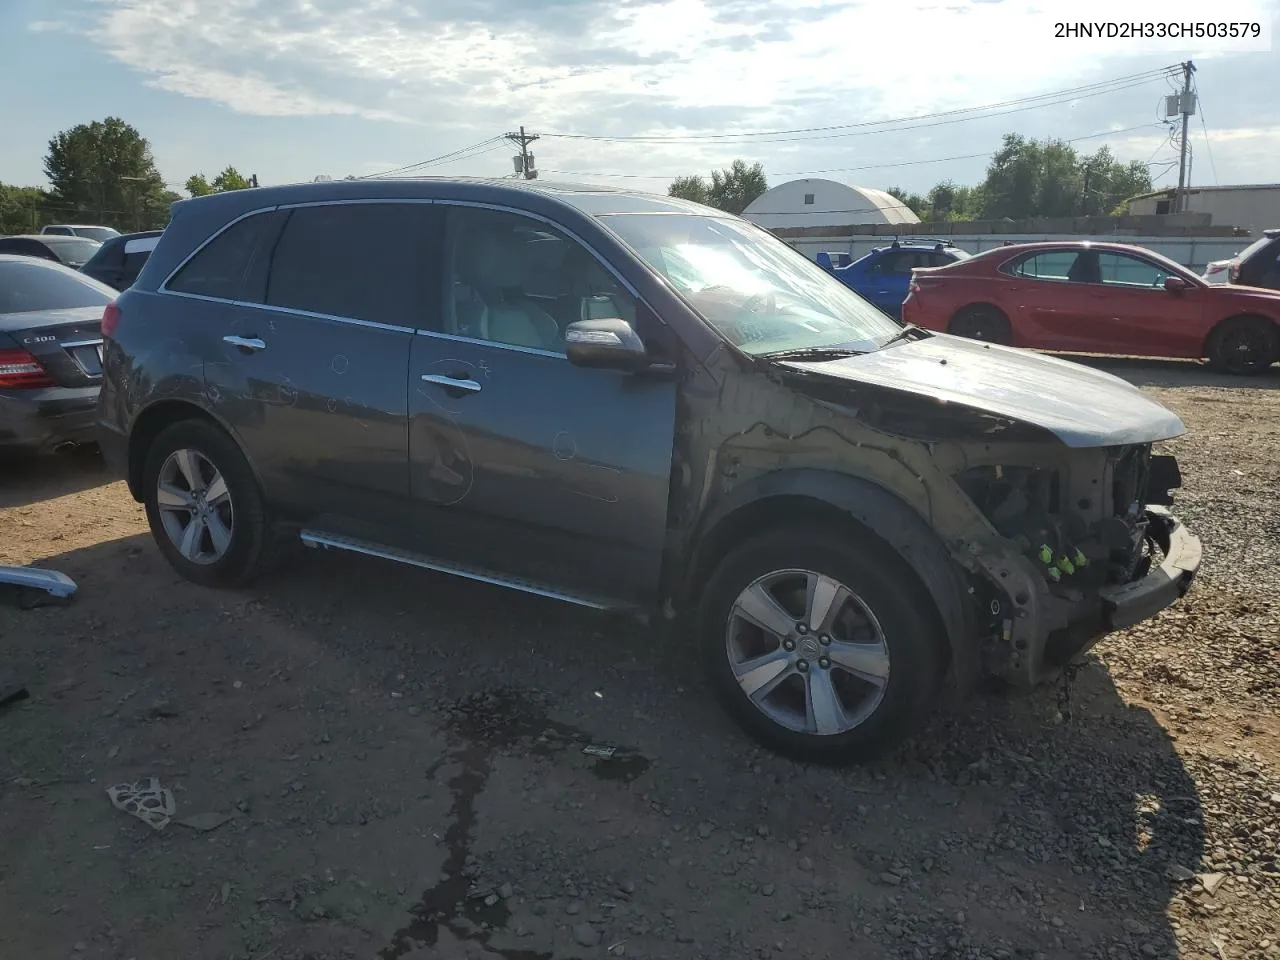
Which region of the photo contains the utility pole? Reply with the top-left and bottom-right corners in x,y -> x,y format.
1174,60 -> 1196,215
505,126 -> 539,179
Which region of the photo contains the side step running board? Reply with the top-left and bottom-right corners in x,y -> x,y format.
298,530 -> 629,612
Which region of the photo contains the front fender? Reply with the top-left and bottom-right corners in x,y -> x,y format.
683,468 -> 979,686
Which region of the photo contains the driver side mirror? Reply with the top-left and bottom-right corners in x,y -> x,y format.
565,318 -> 650,372
1164,276 -> 1189,294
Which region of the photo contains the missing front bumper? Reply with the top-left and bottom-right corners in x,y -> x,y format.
1097,506 -> 1201,630
980,506 -> 1202,686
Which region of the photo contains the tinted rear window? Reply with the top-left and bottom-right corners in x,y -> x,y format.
166,211 -> 281,301
0,260 -> 116,314
264,203 -> 429,326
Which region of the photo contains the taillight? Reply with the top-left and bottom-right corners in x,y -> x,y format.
0,348 -> 55,389
1228,262 -> 1240,283
101,301 -> 121,338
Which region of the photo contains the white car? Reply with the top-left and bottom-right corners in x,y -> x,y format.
1202,259 -> 1233,285
40,224 -> 121,243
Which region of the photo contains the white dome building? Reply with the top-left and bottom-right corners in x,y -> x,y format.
742,178 -> 920,230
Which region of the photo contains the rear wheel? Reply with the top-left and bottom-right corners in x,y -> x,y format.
1205,315 -> 1278,375
949,305 -> 1012,345
697,528 -> 945,765
142,419 -> 277,588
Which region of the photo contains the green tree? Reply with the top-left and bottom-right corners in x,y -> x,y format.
708,160 -> 767,215
43,117 -> 172,230
186,166 -> 252,198
668,160 -> 767,214
886,186 -> 928,219
668,174 -> 710,205
185,173 -> 214,197
212,166 -> 251,191
0,183 -> 53,234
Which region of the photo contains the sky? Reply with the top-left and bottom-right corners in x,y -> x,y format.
1,0 -> 1277,199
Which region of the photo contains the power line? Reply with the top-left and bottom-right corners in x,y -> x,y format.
1191,77 -> 1219,186
362,137 -> 507,179
541,122 -> 1165,182
542,66 -> 1178,144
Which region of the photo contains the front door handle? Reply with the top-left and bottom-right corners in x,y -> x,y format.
421,373 -> 482,393
223,335 -> 266,353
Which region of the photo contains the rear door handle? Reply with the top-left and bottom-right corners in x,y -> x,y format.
223,335 -> 266,352
421,373 -> 482,393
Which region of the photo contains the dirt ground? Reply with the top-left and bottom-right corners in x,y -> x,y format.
2,358 -> 1278,960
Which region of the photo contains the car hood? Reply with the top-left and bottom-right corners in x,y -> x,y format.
777,333 -> 1186,448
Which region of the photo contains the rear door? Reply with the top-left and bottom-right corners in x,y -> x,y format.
406,203 -> 678,604
1002,250 -> 1095,350
866,250 -> 932,316
173,202 -> 428,543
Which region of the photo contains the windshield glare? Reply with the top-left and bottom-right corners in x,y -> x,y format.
599,213 -> 901,355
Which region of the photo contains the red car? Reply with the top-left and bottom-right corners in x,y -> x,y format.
901,240 -> 1280,375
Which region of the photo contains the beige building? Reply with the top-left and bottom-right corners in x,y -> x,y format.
1127,183 -> 1280,237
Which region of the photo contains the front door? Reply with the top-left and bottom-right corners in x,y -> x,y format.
1075,251 -> 1206,357
190,202 -> 432,541
407,204 -> 678,604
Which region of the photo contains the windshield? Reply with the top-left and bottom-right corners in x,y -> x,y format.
1235,236 -> 1273,262
41,237 -> 103,267
0,259 -> 116,314
74,227 -> 121,243
599,213 -> 901,355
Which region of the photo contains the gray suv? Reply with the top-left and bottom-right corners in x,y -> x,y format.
95,178 -> 1202,763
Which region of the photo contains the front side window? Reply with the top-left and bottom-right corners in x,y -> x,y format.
600,213 -> 898,356
1097,252 -> 1169,288
264,203 -> 428,327
167,211 -> 281,301
443,206 -> 636,354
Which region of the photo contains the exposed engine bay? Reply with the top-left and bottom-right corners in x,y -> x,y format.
950,443 -> 1191,684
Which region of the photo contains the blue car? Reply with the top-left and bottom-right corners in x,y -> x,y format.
819,239 -> 969,319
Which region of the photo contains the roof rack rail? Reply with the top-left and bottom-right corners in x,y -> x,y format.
889,236 -> 956,247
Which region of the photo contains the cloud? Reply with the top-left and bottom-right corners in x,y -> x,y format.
79,0 -> 1280,186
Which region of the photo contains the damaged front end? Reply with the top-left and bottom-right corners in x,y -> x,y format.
953,444 -> 1202,686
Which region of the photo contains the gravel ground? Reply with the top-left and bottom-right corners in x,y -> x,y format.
1,358 -> 1277,960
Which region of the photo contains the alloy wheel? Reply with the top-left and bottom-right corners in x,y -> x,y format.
155,448 -> 235,565
725,569 -> 891,736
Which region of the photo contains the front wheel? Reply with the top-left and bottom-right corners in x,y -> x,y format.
1205,316 -> 1278,375
142,419 -> 276,588
697,528 -> 946,765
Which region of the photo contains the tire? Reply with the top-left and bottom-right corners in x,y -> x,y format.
697,527 -> 946,765
949,305 -> 1012,345
1205,315 -> 1278,375
141,419 -> 277,588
